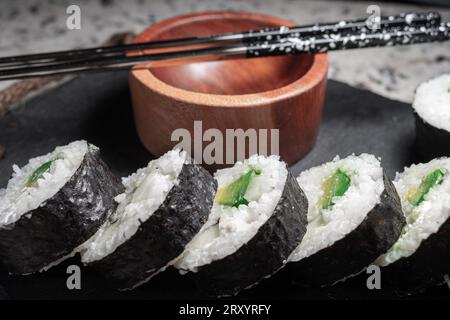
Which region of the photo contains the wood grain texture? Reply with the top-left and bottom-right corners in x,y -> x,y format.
129,11 -> 328,167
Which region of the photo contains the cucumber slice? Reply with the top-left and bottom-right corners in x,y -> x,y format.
216,167 -> 261,208
25,158 -> 57,188
407,169 -> 446,206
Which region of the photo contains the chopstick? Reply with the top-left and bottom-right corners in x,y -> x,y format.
0,22 -> 448,81
0,11 -> 440,69
0,16 -> 448,81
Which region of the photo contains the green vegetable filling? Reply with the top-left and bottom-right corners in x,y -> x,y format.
25,158 -> 58,188
448,86 -> 450,93
318,169 -> 351,210
216,167 -> 261,207
407,168 -> 446,206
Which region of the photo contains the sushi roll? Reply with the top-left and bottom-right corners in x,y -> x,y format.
413,74 -> 450,160
376,158 -> 450,294
175,155 -> 308,297
80,149 -> 216,290
0,140 -> 122,275
289,154 -> 405,286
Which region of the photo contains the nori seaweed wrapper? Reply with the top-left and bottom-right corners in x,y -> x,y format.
0,145 -> 122,275
415,112 -> 450,161
88,162 -> 217,290
381,215 -> 450,295
192,171 -> 308,297
290,172 -> 405,287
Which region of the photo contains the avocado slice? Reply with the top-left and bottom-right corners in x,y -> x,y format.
25,158 -> 58,188
216,167 -> 261,208
407,169 -> 446,206
319,169 -> 351,210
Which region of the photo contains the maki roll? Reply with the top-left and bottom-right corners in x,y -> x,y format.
175,155 -> 308,297
0,140 -> 122,275
289,154 -> 405,286
414,74 -> 450,160
80,149 -> 216,290
376,158 -> 450,294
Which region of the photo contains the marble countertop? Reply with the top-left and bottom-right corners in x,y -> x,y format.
0,0 -> 449,103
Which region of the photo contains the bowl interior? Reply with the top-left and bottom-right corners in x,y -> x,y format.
144,14 -> 314,95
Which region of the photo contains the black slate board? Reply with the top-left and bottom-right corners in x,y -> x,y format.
0,72 -> 448,300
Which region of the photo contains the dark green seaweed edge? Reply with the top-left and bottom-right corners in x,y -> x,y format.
381,206 -> 450,295
290,172 -> 405,287
0,144 -> 123,275
88,162 -> 217,290
190,171 -> 308,297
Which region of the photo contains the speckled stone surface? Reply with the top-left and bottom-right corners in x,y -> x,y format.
0,0 -> 449,102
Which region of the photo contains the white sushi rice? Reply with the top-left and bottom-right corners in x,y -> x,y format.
0,140 -> 88,226
289,154 -> 384,262
81,149 -> 186,264
376,158 -> 450,266
413,74 -> 450,131
175,154 -> 287,272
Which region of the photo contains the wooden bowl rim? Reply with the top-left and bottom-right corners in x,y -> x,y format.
130,11 -> 329,108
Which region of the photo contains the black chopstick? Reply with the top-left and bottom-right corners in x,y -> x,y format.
0,11 -> 440,70
247,22 -> 450,56
0,22 -> 448,81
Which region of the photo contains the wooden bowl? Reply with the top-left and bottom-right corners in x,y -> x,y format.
129,11 -> 328,168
